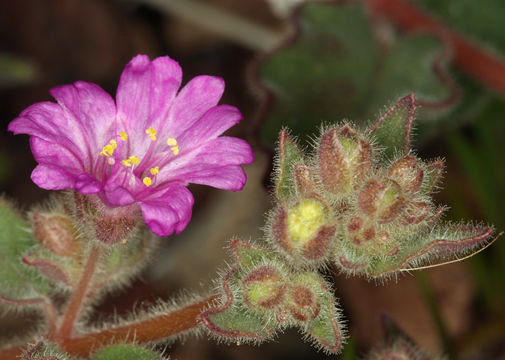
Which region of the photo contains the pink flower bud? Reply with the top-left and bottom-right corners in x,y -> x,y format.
318,124 -> 372,196
357,178 -> 405,224
388,156 -> 424,193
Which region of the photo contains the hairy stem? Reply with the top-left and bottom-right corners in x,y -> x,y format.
0,296 -> 215,359
366,0 -> 505,97
56,244 -> 101,341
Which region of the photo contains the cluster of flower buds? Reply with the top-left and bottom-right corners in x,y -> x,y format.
15,193 -> 156,297
201,95 -> 494,353
201,239 -> 344,353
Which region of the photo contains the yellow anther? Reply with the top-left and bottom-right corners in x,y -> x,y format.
119,131 -> 128,141
100,144 -> 114,157
150,166 -> 159,175
129,155 -> 140,165
121,159 -> 132,167
143,177 -> 152,187
171,145 -> 180,156
146,127 -> 157,141
166,138 -> 177,146
100,138 -> 118,157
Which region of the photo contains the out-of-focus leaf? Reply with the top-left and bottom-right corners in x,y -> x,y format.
0,54 -> 37,88
414,0 -> 505,56
0,198 -> 49,306
257,2 -> 456,146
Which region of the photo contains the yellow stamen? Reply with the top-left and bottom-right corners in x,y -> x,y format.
143,177 -> 152,187
146,127 -> 157,141
100,139 -> 118,157
171,145 -> 179,156
150,166 -> 159,175
121,159 -> 132,167
166,138 -> 177,146
119,131 -> 128,141
129,155 -> 140,165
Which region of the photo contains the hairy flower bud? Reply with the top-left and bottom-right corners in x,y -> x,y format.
357,178 -> 405,224
318,124 -> 372,196
32,211 -> 80,257
242,264 -> 287,311
271,198 -> 335,262
388,156 -> 424,194
286,273 -> 322,322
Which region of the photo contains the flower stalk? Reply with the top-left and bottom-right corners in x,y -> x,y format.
56,244 -> 101,341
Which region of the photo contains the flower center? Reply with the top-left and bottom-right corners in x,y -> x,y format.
99,127 -> 180,187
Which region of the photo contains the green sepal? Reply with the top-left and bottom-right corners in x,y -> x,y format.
305,282 -> 345,354
202,302 -> 275,341
368,223 -> 494,278
93,344 -> 162,360
201,275 -> 276,342
367,94 -> 416,159
0,198 -> 49,305
229,238 -> 276,268
274,129 -> 304,201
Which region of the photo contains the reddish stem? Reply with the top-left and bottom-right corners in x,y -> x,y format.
56,244 -> 100,341
0,296 -> 215,359
365,0 -> 505,96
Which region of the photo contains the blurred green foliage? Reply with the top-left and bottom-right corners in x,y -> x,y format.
258,2 -> 454,146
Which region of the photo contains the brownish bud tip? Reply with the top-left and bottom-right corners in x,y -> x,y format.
388,156 -> 424,193
357,178 -> 405,224
318,125 -> 372,196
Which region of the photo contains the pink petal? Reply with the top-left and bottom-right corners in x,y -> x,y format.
9,102 -> 87,162
30,137 -> 84,173
31,164 -> 76,190
140,185 -> 194,236
177,105 -> 242,148
167,75 -> 225,137
50,81 -> 116,157
181,165 -> 247,191
116,55 -> 182,157
75,173 -> 102,194
159,137 -> 253,182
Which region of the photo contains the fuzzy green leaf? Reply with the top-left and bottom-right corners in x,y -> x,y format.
258,2 -> 455,146
275,130 -> 304,201
368,223 -> 494,277
306,293 -> 345,354
93,344 -> 162,360
367,94 -> 416,159
229,238 -> 275,268
202,303 -> 274,341
0,198 -> 49,304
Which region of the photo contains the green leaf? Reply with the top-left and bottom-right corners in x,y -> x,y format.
257,2 -> 455,147
202,302 -> 275,341
274,130 -> 304,201
414,0 -> 505,57
229,238 -> 275,268
93,344 -> 162,360
368,223 -> 494,277
0,198 -> 49,304
306,292 -> 345,354
367,94 -> 416,159
201,274 -> 276,342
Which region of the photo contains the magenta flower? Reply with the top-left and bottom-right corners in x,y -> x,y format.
9,54 -> 254,237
